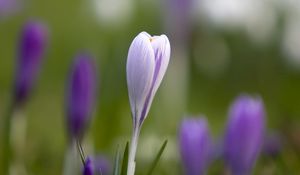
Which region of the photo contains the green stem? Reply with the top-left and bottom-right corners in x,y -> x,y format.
127,128 -> 140,175
2,100 -> 15,175
76,139 -> 86,165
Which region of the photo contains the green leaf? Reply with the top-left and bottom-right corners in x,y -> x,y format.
146,139 -> 168,175
113,145 -> 121,175
121,142 -> 129,175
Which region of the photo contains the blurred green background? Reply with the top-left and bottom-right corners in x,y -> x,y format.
1,0 -> 300,174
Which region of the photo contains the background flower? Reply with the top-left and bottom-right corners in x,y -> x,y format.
14,21 -> 48,105
66,54 -> 97,140
179,117 -> 212,175
224,95 -> 265,175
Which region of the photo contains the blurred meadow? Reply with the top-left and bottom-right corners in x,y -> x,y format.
1,0 -> 300,174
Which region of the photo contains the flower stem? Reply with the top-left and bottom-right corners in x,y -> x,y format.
127,128 -> 140,175
76,139 -> 86,165
1,100 -> 15,175
63,141 -> 80,175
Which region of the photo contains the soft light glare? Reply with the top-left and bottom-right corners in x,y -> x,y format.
282,16 -> 300,68
92,0 -> 134,27
198,0 -> 277,44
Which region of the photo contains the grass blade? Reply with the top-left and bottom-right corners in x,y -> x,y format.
113,145 -> 121,175
121,142 -> 129,175
146,140 -> 168,175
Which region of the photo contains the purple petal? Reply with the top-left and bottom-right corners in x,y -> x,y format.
179,117 -> 212,175
165,0 -> 193,43
224,95 -> 265,175
14,21 -> 48,105
92,155 -> 111,175
83,157 -> 93,175
67,54 -> 97,140
0,0 -> 19,17
83,156 -> 111,175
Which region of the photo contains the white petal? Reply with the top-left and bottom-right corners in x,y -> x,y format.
126,32 -> 155,124
140,31 -> 151,38
138,34 -> 171,125
150,34 -> 171,95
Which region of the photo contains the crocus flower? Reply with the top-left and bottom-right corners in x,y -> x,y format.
224,95 -> 265,175
14,21 -> 48,105
126,32 -> 171,175
179,117 -> 212,175
83,157 -> 93,175
66,54 -> 96,141
83,156 -> 111,175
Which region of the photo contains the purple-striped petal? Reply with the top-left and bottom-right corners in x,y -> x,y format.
149,34 -> 171,95
126,32 -> 155,127
139,34 -> 171,125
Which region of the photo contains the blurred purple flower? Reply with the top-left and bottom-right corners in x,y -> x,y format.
0,0 -> 19,17
224,95 -> 265,175
14,21 -> 48,105
262,132 -> 282,157
179,117 -> 212,175
165,0 -> 193,44
83,156 -> 111,175
83,157 -> 93,175
66,54 -> 97,140
126,32 -> 171,175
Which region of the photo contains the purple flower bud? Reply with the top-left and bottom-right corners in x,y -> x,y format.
179,117 -> 212,175
83,158 -> 93,175
14,21 -> 48,105
66,54 -> 96,140
83,156 -> 111,175
224,95 -> 265,175
126,32 -> 171,128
